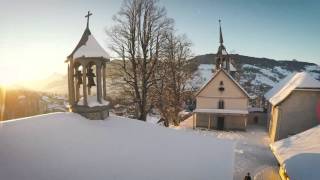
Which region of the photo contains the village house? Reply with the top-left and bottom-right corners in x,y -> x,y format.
270,125 -> 320,180
265,72 -> 320,142
193,21 -> 250,130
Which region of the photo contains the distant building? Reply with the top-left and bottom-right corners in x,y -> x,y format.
192,20 -> 250,130
265,72 -> 320,142
247,107 -> 267,126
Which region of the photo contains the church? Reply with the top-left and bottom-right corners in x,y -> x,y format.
193,21 -> 250,130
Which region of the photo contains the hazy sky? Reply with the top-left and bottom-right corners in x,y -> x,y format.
1,0 -> 320,84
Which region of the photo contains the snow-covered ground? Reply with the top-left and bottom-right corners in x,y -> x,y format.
179,116 -> 280,180
0,112 -> 235,180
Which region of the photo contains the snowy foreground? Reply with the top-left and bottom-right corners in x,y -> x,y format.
179,116 -> 280,180
0,112 -> 234,180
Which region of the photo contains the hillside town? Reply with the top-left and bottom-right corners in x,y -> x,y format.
1,1 -> 320,180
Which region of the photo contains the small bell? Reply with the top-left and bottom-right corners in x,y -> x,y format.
76,70 -> 83,85
87,68 -> 96,87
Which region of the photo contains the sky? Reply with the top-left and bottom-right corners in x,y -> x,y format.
1,0 -> 320,85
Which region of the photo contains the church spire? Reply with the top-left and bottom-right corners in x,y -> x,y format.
219,19 -> 223,45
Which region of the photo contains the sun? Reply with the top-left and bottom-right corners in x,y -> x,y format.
0,76 -> 18,87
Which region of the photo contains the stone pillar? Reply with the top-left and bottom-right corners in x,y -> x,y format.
67,64 -> 71,104
88,67 -> 91,96
69,59 -> 75,106
208,114 -> 211,130
102,63 -> 107,100
75,79 -> 80,102
193,113 -> 195,129
75,65 -> 80,103
96,62 -> 102,103
82,63 -> 88,106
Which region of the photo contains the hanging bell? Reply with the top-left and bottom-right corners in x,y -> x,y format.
87,68 -> 96,87
76,70 -> 83,85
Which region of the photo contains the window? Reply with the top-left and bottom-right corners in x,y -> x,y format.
219,81 -> 225,92
218,100 -> 224,109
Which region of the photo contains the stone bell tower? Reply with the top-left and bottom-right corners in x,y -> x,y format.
66,11 -> 110,120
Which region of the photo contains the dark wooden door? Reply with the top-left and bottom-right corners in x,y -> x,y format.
217,117 -> 224,130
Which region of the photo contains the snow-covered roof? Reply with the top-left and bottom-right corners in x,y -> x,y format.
68,27 -> 109,60
270,125 -> 320,180
222,49 -> 228,55
264,73 -> 295,100
73,35 -> 110,59
0,112 -> 235,180
265,72 -> 320,106
196,68 -> 250,98
194,108 -> 248,115
230,63 -> 236,71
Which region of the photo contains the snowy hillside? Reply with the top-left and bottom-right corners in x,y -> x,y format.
21,54 -> 320,98
192,54 -> 320,96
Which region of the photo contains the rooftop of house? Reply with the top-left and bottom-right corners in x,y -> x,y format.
265,72 -> 320,106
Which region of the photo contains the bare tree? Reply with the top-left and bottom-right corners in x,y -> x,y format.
108,0 -> 173,121
151,32 -> 194,126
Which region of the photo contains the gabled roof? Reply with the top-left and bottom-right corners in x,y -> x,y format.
67,27 -> 109,60
265,72 -> 320,106
196,68 -> 250,98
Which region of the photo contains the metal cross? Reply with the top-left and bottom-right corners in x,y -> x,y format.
85,11 -> 93,28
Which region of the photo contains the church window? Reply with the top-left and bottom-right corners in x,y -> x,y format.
218,100 -> 224,109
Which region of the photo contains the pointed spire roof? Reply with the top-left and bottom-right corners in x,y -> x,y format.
219,19 -> 223,45
67,11 -> 109,60
216,20 -> 228,56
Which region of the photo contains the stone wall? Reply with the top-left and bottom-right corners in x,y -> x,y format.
71,105 -> 109,120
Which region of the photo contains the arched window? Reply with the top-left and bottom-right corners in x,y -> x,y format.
218,100 -> 224,109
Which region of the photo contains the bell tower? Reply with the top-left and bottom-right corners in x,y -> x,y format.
66,11 -> 110,120
215,20 -> 234,73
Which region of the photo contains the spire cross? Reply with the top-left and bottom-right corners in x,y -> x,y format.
85,11 -> 93,28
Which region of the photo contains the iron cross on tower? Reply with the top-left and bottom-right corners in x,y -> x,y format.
85,11 -> 93,28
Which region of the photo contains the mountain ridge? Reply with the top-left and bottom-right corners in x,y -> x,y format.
19,54 -> 320,97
